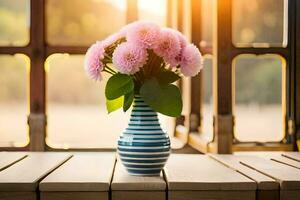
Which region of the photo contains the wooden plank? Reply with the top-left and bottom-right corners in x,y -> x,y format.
0,192 -> 35,200
209,154 -> 278,190
0,152 -> 27,171
111,160 -> 166,200
169,190 -> 255,200
39,153 -> 116,192
40,191 -> 107,200
0,152 -> 71,191
270,156 -> 300,170
282,152 -> 300,162
112,191 -> 164,200
236,152 -> 300,170
164,154 -> 256,191
238,154 -> 300,200
111,161 -> 166,191
238,155 -> 300,190
209,154 -> 279,200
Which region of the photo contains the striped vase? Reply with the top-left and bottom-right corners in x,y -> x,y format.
117,95 -> 171,176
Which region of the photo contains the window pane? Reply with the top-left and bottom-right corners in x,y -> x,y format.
200,0 -> 213,47
46,0 -> 127,46
0,54 -> 29,147
232,0 -> 286,47
137,0 -> 167,27
201,56 -> 213,141
46,54 -> 173,149
46,54 -> 124,148
0,0 -> 30,46
234,55 -> 284,142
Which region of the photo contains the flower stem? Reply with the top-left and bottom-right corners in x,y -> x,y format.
103,69 -> 115,75
105,65 -> 117,74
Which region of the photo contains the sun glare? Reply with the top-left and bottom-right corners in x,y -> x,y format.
138,0 -> 166,17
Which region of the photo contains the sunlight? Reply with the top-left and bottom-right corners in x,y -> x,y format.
93,0 -> 127,11
138,0 -> 166,17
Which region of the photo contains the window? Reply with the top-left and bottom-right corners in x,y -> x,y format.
186,0 -> 297,153
200,0 -> 213,48
232,0 -> 287,47
0,54 -> 29,147
46,54 -> 129,148
0,0 -> 30,46
46,0 -> 127,46
0,0 -> 30,149
233,55 -> 285,142
0,0 -> 298,152
137,0 -> 167,27
201,56 -> 213,141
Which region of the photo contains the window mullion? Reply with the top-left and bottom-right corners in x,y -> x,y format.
29,0 -> 46,151
212,0 -> 234,154
190,0 -> 202,132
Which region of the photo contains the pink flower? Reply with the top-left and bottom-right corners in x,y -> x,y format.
112,42 -> 148,74
84,41 -> 105,81
126,21 -> 160,48
167,28 -> 188,49
180,44 -> 203,77
162,28 -> 188,68
153,28 -> 181,63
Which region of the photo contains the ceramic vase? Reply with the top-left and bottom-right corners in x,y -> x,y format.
117,95 -> 171,176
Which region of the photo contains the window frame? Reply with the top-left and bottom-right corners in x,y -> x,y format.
181,0 -> 299,153
0,0 -> 299,152
0,0 -> 179,151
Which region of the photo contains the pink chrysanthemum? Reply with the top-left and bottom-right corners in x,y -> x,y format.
153,28 -> 181,63
167,28 -> 188,49
112,42 -> 148,74
180,44 -> 203,77
84,41 -> 105,81
126,21 -> 160,48
162,28 -> 188,68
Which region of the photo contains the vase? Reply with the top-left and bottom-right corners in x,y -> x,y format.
117,95 -> 171,176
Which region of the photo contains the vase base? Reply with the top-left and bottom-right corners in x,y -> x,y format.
127,172 -> 161,176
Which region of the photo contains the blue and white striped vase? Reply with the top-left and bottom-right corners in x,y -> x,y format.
117,95 -> 171,176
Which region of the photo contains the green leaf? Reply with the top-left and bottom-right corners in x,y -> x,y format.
140,78 -> 182,117
105,73 -> 134,100
157,70 -> 181,85
106,96 -> 124,114
123,91 -> 134,112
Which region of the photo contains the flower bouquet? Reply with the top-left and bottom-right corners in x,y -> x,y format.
85,21 -> 203,176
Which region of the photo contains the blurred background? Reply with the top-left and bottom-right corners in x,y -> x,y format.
0,0 -> 290,151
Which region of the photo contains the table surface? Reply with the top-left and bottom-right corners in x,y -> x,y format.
0,151 -> 300,200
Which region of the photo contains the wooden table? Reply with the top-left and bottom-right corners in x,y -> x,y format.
0,151 -> 300,200
165,154 -> 256,200
111,161 -> 166,200
40,153 -> 115,200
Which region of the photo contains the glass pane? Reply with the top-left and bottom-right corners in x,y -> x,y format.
137,0 -> 167,27
234,55 -> 284,142
232,0 -> 286,47
201,56 -> 213,141
0,0 -> 30,46
0,54 -> 29,147
46,54 -> 173,149
200,0 -> 213,47
182,0 -> 191,41
46,0 -> 127,46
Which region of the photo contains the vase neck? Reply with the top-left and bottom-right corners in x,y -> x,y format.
133,95 -> 146,104
132,95 -> 157,115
